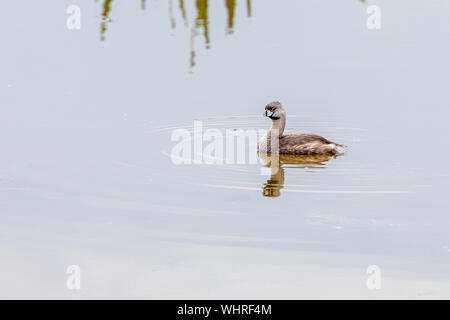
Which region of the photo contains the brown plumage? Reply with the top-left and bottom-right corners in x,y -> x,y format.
258,101 -> 345,155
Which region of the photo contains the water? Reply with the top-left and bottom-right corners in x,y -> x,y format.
1,0 -> 449,298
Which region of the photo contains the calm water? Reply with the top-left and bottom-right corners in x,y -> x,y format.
1,0 -> 450,298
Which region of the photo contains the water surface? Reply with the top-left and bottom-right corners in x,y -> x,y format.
1,0 -> 450,298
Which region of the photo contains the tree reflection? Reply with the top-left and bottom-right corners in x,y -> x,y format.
100,0 -> 113,42
97,0 -> 364,69
225,0 -> 236,34
97,0 -> 251,70
195,0 -> 210,48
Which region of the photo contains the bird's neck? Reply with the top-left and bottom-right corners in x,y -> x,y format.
270,116 -> 285,137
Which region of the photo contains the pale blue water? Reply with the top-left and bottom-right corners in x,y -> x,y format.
0,0 -> 449,298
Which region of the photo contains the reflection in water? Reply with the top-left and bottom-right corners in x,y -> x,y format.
195,0 -> 210,48
169,0 -> 176,30
225,0 -> 236,34
97,0 -> 367,67
100,0 -> 113,41
97,1 -> 366,67
258,152 -> 335,197
179,0 -> 188,27
97,0 -> 251,69
96,0 -> 368,43
189,0 -> 210,69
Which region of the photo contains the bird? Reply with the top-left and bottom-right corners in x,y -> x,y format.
258,101 -> 345,155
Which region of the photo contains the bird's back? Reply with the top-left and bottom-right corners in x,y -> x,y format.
279,133 -> 343,155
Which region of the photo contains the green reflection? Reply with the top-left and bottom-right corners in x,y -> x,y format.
196,0 -> 210,48
169,0 -> 176,29
100,0 -> 113,41
179,0 -> 188,27
225,0 -> 236,34
97,0 -> 252,67
189,0 -> 211,70
97,0 -> 364,61
98,0 -> 247,41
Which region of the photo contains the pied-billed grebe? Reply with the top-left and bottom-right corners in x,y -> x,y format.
258,101 -> 345,155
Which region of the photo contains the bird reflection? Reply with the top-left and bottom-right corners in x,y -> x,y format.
258,152 -> 336,198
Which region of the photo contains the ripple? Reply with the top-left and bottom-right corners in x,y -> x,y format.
151,115 -> 385,197
202,184 -> 409,194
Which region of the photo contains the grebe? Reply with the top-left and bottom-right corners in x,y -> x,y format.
258,101 -> 345,155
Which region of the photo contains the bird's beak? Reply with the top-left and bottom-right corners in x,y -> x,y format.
264,110 -> 273,117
